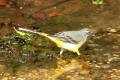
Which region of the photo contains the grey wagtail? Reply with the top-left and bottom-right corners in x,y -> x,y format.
16,27 -> 93,55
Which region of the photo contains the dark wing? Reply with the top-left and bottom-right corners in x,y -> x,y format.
51,28 -> 92,44
51,32 -> 79,44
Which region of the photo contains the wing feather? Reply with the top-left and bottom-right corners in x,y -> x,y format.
51,31 -> 85,44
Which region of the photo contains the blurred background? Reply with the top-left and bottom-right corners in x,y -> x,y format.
0,0 -> 120,80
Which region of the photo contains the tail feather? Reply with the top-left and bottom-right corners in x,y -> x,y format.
18,27 -> 49,37
18,27 -> 60,44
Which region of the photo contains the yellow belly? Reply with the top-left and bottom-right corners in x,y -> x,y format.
47,36 -> 79,52
60,43 -> 77,51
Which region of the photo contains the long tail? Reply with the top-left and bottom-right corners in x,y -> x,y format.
18,27 -> 49,38
17,27 -> 63,47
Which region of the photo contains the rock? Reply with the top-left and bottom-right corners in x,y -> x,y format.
88,44 -> 99,47
107,28 -> 117,33
32,13 -> 46,20
93,48 -> 103,52
100,64 -> 111,69
111,34 -> 120,37
1,77 -> 9,80
112,51 -> 120,55
112,46 -> 119,50
109,29 -> 117,33
80,69 -> 90,74
103,38 -> 112,42
34,0 -> 42,6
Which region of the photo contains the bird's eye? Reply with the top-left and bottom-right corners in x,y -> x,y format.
86,31 -> 93,36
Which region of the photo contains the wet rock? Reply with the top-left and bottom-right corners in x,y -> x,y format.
93,48 -> 103,52
34,0 -> 42,6
57,59 -> 68,67
89,40 -> 94,43
111,33 -> 120,37
107,56 -> 120,64
17,77 -> 25,80
109,29 -> 117,33
112,46 -> 119,50
112,51 -> 120,55
32,13 -> 47,20
0,18 -> 10,23
100,64 -> 111,69
32,40 -> 41,46
12,17 -> 28,27
1,77 -> 9,80
113,54 -> 119,57
88,43 -> 99,47
0,0 -> 7,7
103,38 -> 113,42
107,28 -> 117,33
80,69 -> 90,74
0,25 -> 11,37
0,64 -> 5,71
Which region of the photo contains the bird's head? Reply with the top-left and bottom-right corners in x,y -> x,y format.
80,28 -> 94,38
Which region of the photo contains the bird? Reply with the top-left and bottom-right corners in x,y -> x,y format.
16,27 -> 93,55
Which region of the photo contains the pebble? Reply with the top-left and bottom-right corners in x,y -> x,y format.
17,77 -> 25,80
93,48 -> 103,52
113,54 -> 119,57
80,69 -> 90,74
109,29 -> 117,33
1,77 -> 9,80
88,44 -> 99,47
100,64 -> 111,69
107,28 -> 117,33
112,51 -> 120,55
34,0 -> 42,6
112,46 -> 119,49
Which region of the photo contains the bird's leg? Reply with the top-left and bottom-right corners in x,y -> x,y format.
60,48 -> 64,55
76,50 -> 80,55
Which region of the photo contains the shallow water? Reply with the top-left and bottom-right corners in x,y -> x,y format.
0,0 -> 120,80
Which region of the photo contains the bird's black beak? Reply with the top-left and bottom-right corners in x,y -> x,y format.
87,31 -> 94,36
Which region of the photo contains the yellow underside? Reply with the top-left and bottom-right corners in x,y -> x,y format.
42,33 -> 87,54
47,36 -> 80,53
